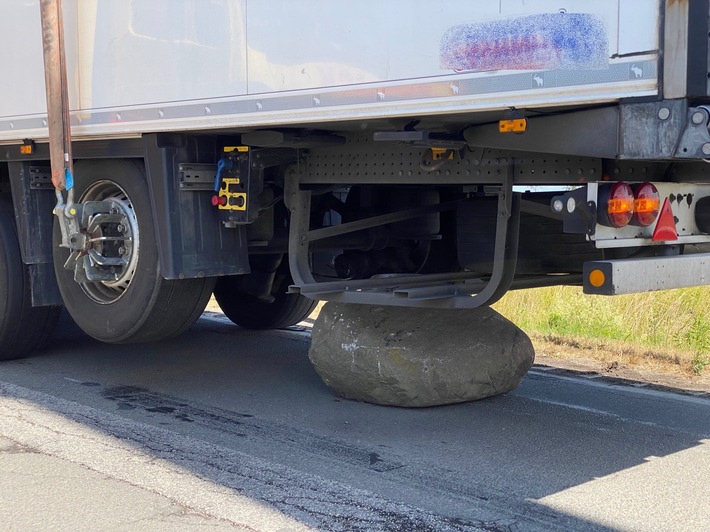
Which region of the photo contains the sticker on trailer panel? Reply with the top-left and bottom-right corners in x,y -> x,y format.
440,13 -> 608,72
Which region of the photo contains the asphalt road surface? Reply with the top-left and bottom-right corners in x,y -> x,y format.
1,311 -> 709,531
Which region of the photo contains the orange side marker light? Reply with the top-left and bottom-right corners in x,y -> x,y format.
589,269 -> 606,288
498,118 -> 527,133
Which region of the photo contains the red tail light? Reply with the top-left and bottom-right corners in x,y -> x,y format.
633,182 -> 660,227
604,182 -> 634,227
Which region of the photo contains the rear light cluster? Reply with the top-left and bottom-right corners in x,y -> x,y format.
599,182 -> 660,228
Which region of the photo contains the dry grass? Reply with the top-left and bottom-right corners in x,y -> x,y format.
493,286 -> 710,376
206,286 -> 710,385
533,333 -> 685,371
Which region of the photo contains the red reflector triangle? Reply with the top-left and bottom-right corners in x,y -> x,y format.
652,198 -> 678,241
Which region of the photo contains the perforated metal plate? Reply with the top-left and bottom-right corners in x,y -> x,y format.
296,134 -> 602,185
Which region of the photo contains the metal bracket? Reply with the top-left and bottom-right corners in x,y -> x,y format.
28,166 -> 54,190
178,163 -> 216,191
285,164 -> 520,308
552,187 -> 597,236
55,202 -> 82,253
675,106 -> 710,159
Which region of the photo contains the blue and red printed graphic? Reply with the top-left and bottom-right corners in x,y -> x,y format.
440,12 -> 608,72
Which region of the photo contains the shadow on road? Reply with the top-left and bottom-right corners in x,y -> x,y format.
1,311 -> 708,530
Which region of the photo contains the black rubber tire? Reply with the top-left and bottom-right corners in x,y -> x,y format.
0,196 -> 60,360
53,160 -> 215,344
213,267 -> 317,330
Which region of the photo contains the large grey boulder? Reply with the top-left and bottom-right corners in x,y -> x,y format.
309,302 -> 534,407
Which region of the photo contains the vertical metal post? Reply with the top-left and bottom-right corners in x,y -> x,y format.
39,0 -> 74,204
285,165 -> 317,287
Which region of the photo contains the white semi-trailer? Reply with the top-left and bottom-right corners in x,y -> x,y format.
1,1 -> 709,365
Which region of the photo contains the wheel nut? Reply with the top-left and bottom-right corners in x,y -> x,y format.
117,224 -> 124,233
118,246 -> 126,256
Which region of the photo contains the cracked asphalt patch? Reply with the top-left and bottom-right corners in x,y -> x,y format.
0,382 -> 491,532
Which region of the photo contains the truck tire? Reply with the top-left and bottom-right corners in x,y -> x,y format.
213,272 -> 317,330
53,160 -> 215,344
0,196 -> 60,360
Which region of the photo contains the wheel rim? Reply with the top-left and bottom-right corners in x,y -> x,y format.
78,180 -> 140,304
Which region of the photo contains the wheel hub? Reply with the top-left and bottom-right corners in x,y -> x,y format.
60,180 -> 140,304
